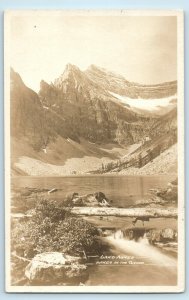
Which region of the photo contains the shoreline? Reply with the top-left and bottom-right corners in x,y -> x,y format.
11,172 -> 177,179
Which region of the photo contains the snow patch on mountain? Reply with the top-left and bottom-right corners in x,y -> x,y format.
109,92 -> 177,112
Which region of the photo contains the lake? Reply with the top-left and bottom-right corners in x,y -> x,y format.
12,174 -> 176,208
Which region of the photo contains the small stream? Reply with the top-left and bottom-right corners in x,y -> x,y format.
86,229 -> 177,286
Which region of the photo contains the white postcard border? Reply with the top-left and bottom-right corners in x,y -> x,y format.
4,9 -> 185,293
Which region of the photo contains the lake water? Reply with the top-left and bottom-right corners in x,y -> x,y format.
11,175 -> 177,286
12,174 -> 176,208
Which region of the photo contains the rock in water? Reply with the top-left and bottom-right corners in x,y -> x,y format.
147,228 -> 177,244
161,228 -> 176,240
25,252 -> 88,285
156,181 -> 178,202
171,178 -> 178,185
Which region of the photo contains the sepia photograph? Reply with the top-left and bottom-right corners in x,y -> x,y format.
4,10 -> 184,292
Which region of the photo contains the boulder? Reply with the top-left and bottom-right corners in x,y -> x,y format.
147,228 -> 177,244
165,185 -> 177,201
65,192 -> 111,207
25,252 -> 88,285
147,229 -> 162,244
156,185 -> 177,202
171,178 -> 178,185
135,197 -> 167,207
161,228 -> 176,240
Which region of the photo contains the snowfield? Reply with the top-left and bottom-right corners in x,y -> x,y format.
109,92 -> 177,113
14,155 -> 113,176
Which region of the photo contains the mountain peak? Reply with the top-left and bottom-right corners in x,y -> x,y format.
10,68 -> 26,90
55,63 -> 82,83
39,79 -> 55,93
65,63 -> 80,72
54,63 -> 89,91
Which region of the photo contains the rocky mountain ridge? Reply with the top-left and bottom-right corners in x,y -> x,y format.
10,64 -> 177,175
85,64 -> 177,99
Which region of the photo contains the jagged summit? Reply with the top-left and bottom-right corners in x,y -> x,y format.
39,63 -> 177,99
65,63 -> 80,72
53,63 -> 89,90
62,63 -> 84,79
40,79 -> 50,89
59,63 -> 82,78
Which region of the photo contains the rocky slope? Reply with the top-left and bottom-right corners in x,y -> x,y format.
117,144 -> 177,176
94,107 -> 177,174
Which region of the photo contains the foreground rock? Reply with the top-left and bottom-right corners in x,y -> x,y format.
146,228 -> 177,244
135,196 -> 168,207
65,191 -> 111,207
25,252 -> 88,285
155,178 -> 178,202
123,227 -> 177,244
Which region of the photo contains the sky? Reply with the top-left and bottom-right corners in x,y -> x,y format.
10,13 -> 177,92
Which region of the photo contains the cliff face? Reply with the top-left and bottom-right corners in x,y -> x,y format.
39,65 -> 171,145
10,69 -> 51,150
11,64 -> 177,154
38,64 -> 146,145
101,107 -> 177,174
